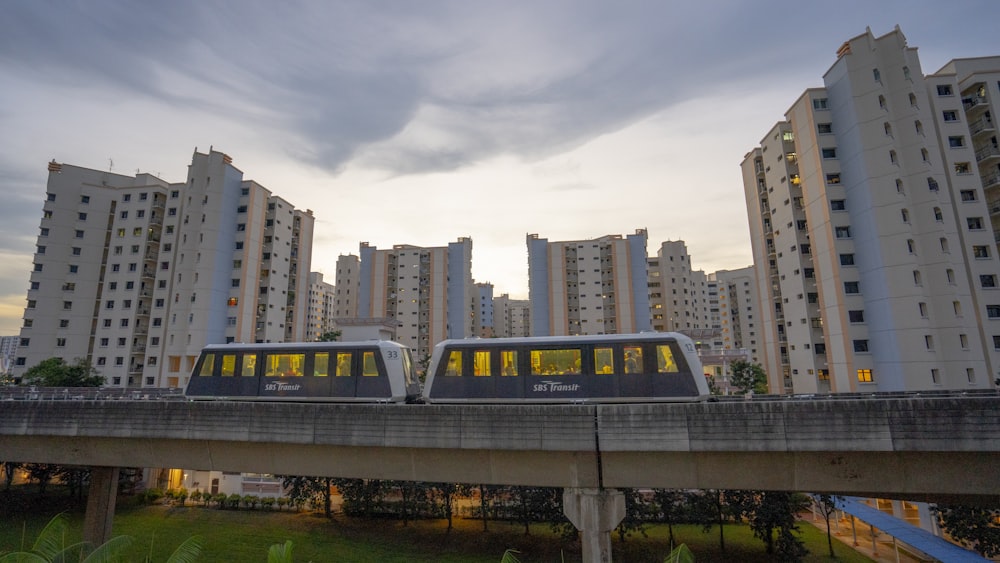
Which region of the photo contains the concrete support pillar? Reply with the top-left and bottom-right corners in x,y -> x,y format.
83,466 -> 119,546
563,488 -> 625,563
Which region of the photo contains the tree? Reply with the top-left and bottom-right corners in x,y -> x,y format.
1,461 -> 20,492
815,494 -> 843,558
21,358 -> 104,387
688,489 -> 729,553
728,360 -> 768,395
317,331 -> 341,342
24,463 -> 58,496
652,489 -> 688,548
729,490 -> 810,560
934,503 -> 1000,557
615,488 -> 649,543
279,475 -> 335,518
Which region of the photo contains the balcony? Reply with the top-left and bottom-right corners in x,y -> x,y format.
963,95 -> 988,112
976,144 -> 1000,163
970,117 -> 996,137
983,171 -> 1000,191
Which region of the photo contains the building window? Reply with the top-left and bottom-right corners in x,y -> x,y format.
907,239 -> 916,254
835,226 -> 851,239
63,301 -> 72,310
844,281 -> 859,294
974,245 -> 991,259
981,274 -> 997,288
840,253 -> 855,266
889,150 -> 898,164
826,173 -> 840,184
857,369 -> 873,382
948,136 -> 965,148
960,333 -> 968,348
813,98 -> 828,110
937,85 -> 953,96
913,270 -> 922,285
822,147 -> 837,159
934,207 -> 943,221
873,68 -> 881,82
919,302 -> 928,317
968,217 -> 984,230
77,212 -> 87,221
988,305 -> 1000,318
818,123 -> 832,134
915,120 -> 924,135
955,162 -> 972,175
831,199 -> 846,211
901,209 -> 909,223
924,335 -> 934,350
853,340 -> 869,353
848,310 -> 864,323
960,190 -> 977,202
967,368 -> 976,383
943,110 -> 959,122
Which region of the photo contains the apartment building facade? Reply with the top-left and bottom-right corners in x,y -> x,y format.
305,272 -> 336,341
742,27 -> 1000,394
527,230 -> 651,336
349,239 -> 475,360
15,150 -> 314,388
492,294 -> 531,338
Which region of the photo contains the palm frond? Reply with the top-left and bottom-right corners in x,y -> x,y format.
267,540 -> 295,563
164,536 -> 204,563
80,535 -> 133,563
500,548 -> 522,563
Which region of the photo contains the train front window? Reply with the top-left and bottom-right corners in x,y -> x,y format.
624,346 -> 643,374
264,353 -> 305,376
656,345 -> 678,373
501,350 -> 518,376
314,353 -> 329,377
473,350 -> 491,376
444,350 -> 462,376
362,351 -> 378,376
530,349 -> 581,375
198,354 -> 214,376
594,347 -> 614,374
401,349 -> 417,385
220,354 -> 236,377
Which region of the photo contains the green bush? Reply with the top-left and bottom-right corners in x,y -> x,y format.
261,497 -> 276,511
242,494 -> 259,510
227,493 -> 242,509
143,488 -> 164,504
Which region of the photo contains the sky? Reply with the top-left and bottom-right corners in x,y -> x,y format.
1,1 -> 998,336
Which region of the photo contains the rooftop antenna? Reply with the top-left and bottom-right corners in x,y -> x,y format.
108,158 -> 114,172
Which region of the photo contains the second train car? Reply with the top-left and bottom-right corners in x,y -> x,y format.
422,332 -> 709,403
184,340 -> 421,402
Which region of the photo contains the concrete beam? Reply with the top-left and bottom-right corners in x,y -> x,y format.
563,488 -> 625,563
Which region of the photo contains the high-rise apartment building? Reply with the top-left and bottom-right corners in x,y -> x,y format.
648,240 -> 713,333
742,27 -> 1000,394
348,239 -> 474,360
474,282 -> 495,338
492,294 -> 531,338
305,272 -> 336,341
527,230 -> 651,336
15,150 -> 314,388
712,267 -> 759,361
333,254 -> 360,320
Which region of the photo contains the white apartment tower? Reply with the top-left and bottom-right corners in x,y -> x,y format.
474,282 -> 495,338
333,254 -> 360,320
742,27 -> 1000,394
712,267 -> 760,362
648,240 -> 713,333
15,150 -> 314,388
527,230 -> 651,336
306,272 -> 336,341
492,294 -> 531,338
350,239 -> 475,360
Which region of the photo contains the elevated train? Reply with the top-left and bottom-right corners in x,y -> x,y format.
184,332 -> 709,403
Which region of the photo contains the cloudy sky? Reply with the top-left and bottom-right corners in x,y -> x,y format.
1,1 -> 998,335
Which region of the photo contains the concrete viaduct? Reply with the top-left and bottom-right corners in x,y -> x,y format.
2,396 -> 998,562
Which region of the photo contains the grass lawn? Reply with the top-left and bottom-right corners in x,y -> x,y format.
1,492 -> 875,562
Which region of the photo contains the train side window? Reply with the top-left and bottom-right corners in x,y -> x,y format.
530,349 -> 581,375
314,353 -> 329,377
335,353 -> 352,376
473,350 -> 491,376
241,355 -> 257,376
500,350 -> 518,376
623,346 -> 643,374
362,351 -> 378,376
656,345 -> 678,373
594,347 -> 614,374
220,354 -> 236,377
265,353 -> 305,376
198,354 -> 215,376
444,350 -> 462,376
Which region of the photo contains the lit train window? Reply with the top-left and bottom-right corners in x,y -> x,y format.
444,350 -> 462,376
264,353 -> 305,376
241,355 -> 256,376
220,354 -> 236,377
530,349 -> 581,375
362,351 -> 378,376
656,345 -> 678,373
594,348 -> 614,374
500,350 -> 518,376
198,354 -> 214,376
473,351 -> 491,376
335,353 -> 351,376
623,346 -> 642,374
314,353 -> 329,377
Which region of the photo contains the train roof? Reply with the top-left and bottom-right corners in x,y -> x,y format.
432,332 -> 693,348
201,340 -> 406,351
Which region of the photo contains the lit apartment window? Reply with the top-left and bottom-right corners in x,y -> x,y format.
857,369 -> 873,382
826,173 -> 841,184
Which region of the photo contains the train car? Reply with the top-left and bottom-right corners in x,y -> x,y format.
184,340 -> 421,402
422,332 -> 709,403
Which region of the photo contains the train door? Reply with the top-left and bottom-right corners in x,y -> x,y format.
329,350 -> 358,398
589,346 -> 618,398
617,344 -> 653,398
354,349 -> 392,399
494,348 -> 522,399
